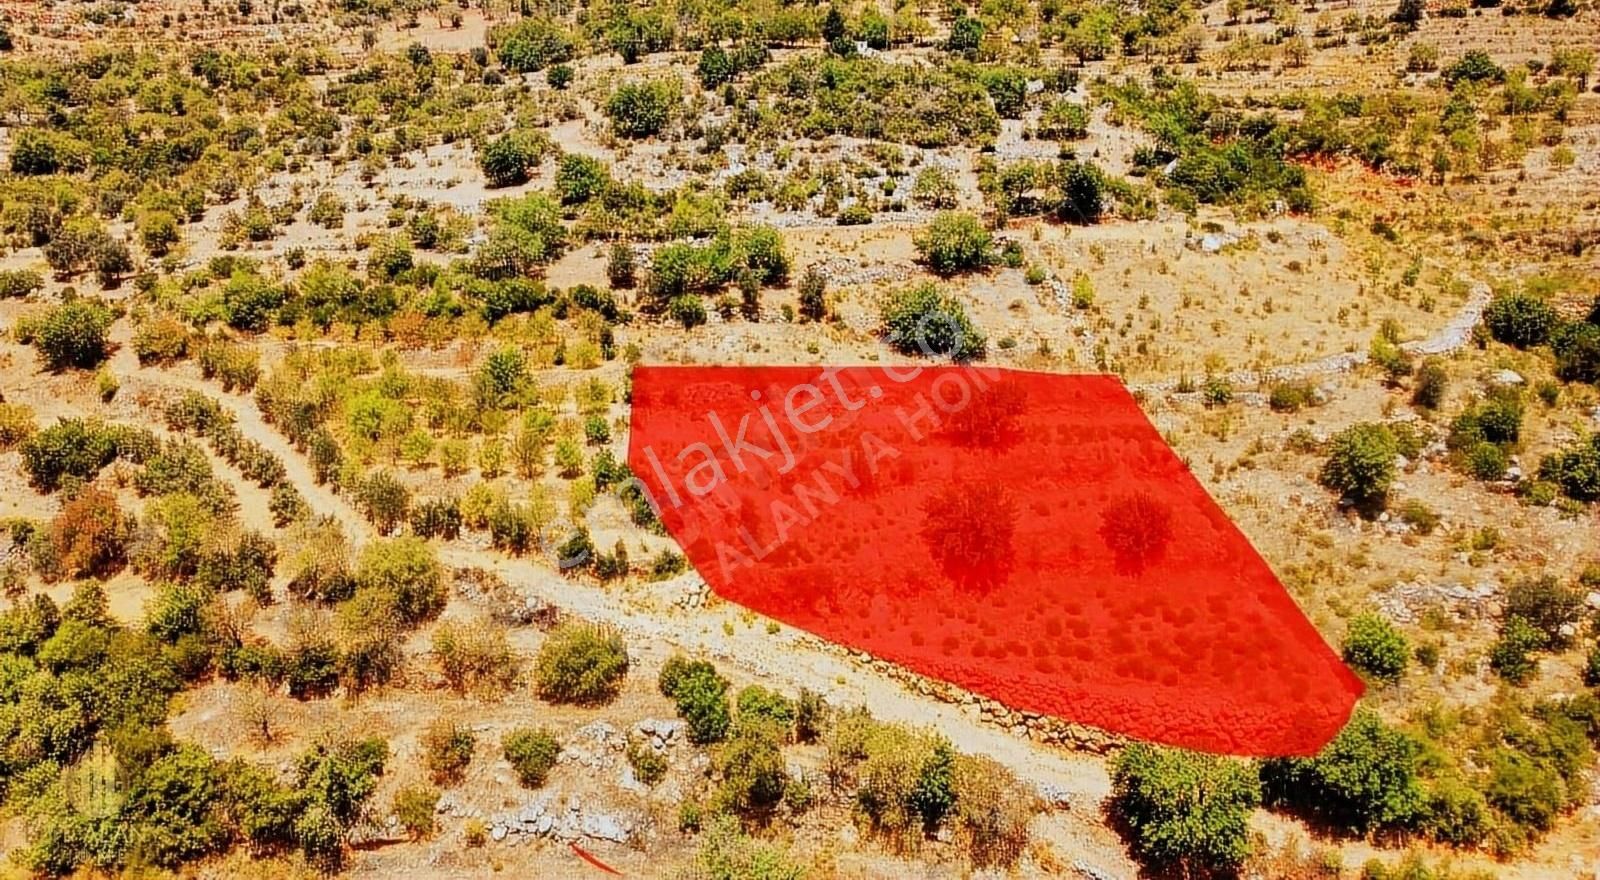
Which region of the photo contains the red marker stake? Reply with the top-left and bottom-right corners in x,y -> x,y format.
570,842 -> 623,875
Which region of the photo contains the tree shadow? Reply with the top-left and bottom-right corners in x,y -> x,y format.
918,479 -> 1018,594
1099,492 -> 1174,576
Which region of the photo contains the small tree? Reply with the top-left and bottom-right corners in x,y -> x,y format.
605,81 -> 677,139
661,656 -> 734,744
1054,160 -> 1106,224
354,536 -> 446,626
1411,358 -> 1448,409
478,131 -> 544,188
1111,744 -> 1260,875
606,242 -> 636,289
714,724 -> 788,818
1319,423 -> 1398,510
1261,709 -> 1424,832
881,284 -> 987,362
1489,616 -> 1543,685
555,153 -> 609,205
797,266 -> 827,322
1341,613 -> 1409,683
1392,0 -> 1425,28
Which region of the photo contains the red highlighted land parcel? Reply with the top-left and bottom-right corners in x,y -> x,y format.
628,365 -> 1362,756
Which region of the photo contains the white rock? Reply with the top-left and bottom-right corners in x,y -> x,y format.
1489,369 -> 1525,386
582,814 -> 630,843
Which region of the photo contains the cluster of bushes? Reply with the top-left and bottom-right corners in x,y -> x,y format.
1536,433 -> 1600,502
748,55 -> 1001,148
1101,74 -> 1315,214
221,529 -> 450,697
1438,383 -> 1520,478
0,578 -> 392,873
824,705 -> 1038,866
1484,284 -> 1599,387
1488,575 -> 1589,685
661,653 -> 1034,867
163,392 -> 301,523
1120,694 -> 1600,873
642,225 -> 789,306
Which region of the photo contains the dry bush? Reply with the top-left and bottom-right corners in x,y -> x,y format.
432,617 -> 517,696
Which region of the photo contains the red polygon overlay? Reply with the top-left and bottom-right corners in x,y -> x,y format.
628,365 -> 1362,755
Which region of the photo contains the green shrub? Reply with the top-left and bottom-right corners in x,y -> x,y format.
1268,380 -> 1316,412
1262,708 -> 1425,832
670,294 -> 707,329
555,153 -> 610,205
736,685 -> 795,735
914,211 -> 994,275
1420,778 -> 1492,847
1342,613 -> 1409,684
1038,99 -> 1089,140
0,268 -> 44,299
852,722 -> 957,846
503,727 -> 561,788
1111,744 -> 1260,875
1443,49 -> 1506,85
668,661 -> 732,745
1319,423 -> 1398,509
627,738 -> 667,786
1411,359 -> 1448,409
682,815 -> 806,880
534,622 -> 628,704
713,723 -> 788,817
31,300 -> 113,370
21,418 -> 120,492
606,80 -> 678,139
1503,575 -> 1584,649
353,536 -> 445,626
1489,617 -> 1544,686
1397,500 -> 1440,536
1551,321 -> 1600,383
1537,434 -> 1600,501
1483,746 -> 1567,832
492,18 -> 575,72
880,283 -> 986,362
477,130 -> 548,188
1484,291 -> 1557,348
